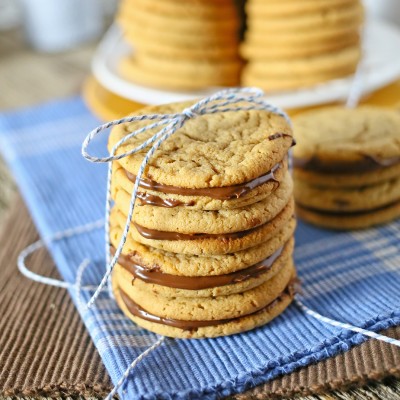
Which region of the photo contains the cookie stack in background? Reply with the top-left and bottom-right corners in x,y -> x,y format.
293,106 -> 400,230
116,0 -> 242,90
241,0 -> 364,92
108,101 -> 297,338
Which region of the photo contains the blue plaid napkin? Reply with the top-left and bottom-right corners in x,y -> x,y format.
0,98 -> 399,400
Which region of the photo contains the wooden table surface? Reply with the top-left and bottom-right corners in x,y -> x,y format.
0,28 -> 399,400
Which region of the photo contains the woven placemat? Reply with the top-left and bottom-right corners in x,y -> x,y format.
1,195 -> 399,398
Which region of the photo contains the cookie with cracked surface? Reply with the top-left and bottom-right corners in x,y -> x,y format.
113,273 -> 295,338
296,201 -> 400,230
108,100 -> 293,188
119,56 -> 241,90
294,176 -> 400,212
114,238 -> 294,298
112,260 -> 296,338
293,106 -> 400,171
111,199 -> 295,255
111,159 -> 288,211
109,218 -> 296,276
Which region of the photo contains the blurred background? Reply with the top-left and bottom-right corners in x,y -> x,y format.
1,0 -> 400,219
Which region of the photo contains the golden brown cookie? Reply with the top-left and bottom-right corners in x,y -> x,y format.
113,276 -> 295,338
111,199 -> 296,255
296,201 -> 400,230
240,34 -> 360,59
293,163 -> 400,188
242,67 -> 355,92
246,0 -> 357,17
110,215 -> 296,276
112,260 -> 296,338
247,2 -> 363,32
243,46 -> 361,77
119,5 -> 239,35
293,106 -> 400,169
119,56 -> 241,90
115,238 -> 294,298
112,172 -> 293,234
124,0 -> 238,18
108,100 -> 293,188
112,159 -> 288,211
294,176 -> 400,212
123,32 -> 239,60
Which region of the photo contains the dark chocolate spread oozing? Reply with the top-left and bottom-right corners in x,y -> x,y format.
125,162 -> 282,202
115,245 -> 285,290
119,280 -> 296,330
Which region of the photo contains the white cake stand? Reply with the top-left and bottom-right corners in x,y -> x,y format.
92,19 -> 400,109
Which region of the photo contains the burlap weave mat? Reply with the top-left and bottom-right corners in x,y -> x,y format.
1,195 -> 399,398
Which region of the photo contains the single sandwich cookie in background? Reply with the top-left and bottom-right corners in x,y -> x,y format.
294,175 -> 400,213
293,107 -> 400,169
296,201 -> 400,230
292,106 -> 400,229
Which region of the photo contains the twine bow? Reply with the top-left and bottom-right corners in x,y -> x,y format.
81,87 -> 291,307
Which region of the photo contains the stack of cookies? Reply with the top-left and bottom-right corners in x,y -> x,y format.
116,0 -> 242,90
108,101 -> 297,338
241,0 -> 364,92
293,106 -> 400,230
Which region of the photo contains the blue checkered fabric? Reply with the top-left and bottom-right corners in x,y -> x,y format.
0,98 -> 399,400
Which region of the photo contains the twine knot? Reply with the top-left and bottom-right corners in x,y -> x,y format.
182,107 -> 200,120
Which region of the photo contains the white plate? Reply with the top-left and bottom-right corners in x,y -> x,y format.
92,19 -> 400,109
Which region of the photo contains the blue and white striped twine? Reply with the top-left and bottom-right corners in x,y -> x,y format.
16,87 -> 400,400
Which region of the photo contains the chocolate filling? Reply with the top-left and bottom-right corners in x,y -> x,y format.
119,281 -> 296,330
298,199 -> 400,216
133,221 -> 265,241
294,154 -> 400,174
125,163 -> 282,201
115,245 -> 284,290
